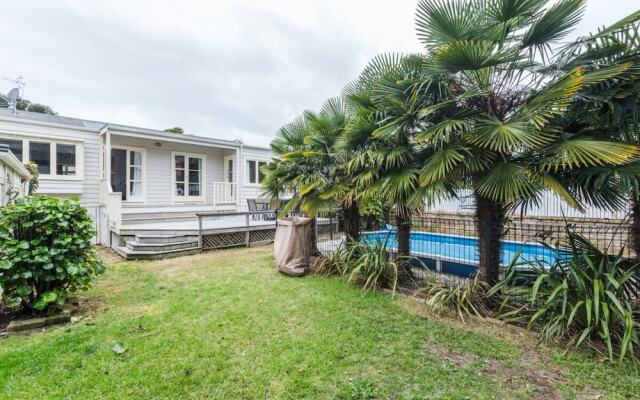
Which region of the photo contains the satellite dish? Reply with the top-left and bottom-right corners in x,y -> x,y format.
6,88 -> 19,112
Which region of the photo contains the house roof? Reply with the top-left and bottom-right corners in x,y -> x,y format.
0,107 -> 271,151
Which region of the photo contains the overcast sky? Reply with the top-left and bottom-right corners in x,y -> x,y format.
0,0 -> 637,146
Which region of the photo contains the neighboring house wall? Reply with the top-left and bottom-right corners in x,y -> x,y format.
0,118 -> 102,229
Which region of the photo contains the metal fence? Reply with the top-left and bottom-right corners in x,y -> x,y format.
312,208 -> 639,307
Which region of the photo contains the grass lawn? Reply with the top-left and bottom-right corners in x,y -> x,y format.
0,246 -> 638,399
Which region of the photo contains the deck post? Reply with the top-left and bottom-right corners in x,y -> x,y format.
245,213 -> 250,247
198,215 -> 203,251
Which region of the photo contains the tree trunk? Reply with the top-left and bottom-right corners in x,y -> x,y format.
309,217 -> 321,256
343,201 -> 360,243
396,208 -> 413,283
631,194 -> 640,260
474,192 -> 505,286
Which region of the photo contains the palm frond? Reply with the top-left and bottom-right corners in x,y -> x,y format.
521,0 -> 586,49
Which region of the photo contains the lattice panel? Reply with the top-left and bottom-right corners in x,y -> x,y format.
202,232 -> 245,249
249,229 -> 275,243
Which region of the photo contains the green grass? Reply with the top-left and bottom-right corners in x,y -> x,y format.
0,246 -> 638,399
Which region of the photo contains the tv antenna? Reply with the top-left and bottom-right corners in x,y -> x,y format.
1,76 -> 26,114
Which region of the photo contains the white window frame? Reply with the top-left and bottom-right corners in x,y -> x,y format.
171,151 -> 206,203
112,146 -> 146,203
246,159 -> 268,186
0,134 -> 84,180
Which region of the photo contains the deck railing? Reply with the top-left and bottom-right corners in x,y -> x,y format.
196,210 -> 278,250
212,182 -> 237,207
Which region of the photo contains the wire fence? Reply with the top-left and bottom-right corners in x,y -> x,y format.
310,208 -> 639,308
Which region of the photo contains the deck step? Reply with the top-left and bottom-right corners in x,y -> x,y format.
135,234 -> 199,244
114,246 -> 201,260
125,240 -> 199,252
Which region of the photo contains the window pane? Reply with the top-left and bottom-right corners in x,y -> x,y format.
175,155 -> 185,169
130,151 -> 142,166
175,169 -> 185,183
130,166 -> 142,181
227,159 -> 233,182
0,138 -> 23,161
56,144 -> 76,176
175,183 -> 185,196
130,181 -> 142,196
258,161 -> 267,183
29,141 -> 50,174
248,160 -> 256,183
188,157 -> 201,171
189,170 -> 201,184
189,183 -> 201,196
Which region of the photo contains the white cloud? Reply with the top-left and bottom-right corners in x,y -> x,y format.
0,0 -> 637,147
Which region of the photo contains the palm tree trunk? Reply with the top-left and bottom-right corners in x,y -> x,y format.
309,217 -> 321,256
343,201 -> 360,243
631,193 -> 640,260
396,206 -> 413,282
474,191 -> 504,286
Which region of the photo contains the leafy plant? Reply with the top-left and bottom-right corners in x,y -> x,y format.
24,161 -> 39,195
419,273 -> 491,321
342,239 -> 399,294
0,196 -> 105,312
492,230 -> 640,363
312,245 -> 349,276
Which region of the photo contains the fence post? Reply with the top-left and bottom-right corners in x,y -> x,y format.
198,214 -> 203,252
329,214 -> 333,240
245,213 -> 250,247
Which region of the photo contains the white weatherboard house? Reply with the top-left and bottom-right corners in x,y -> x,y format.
0,108 -> 275,258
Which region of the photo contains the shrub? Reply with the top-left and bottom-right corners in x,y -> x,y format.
492,230 -> 640,363
341,240 -> 398,294
0,195 -> 105,312
419,273 -> 491,321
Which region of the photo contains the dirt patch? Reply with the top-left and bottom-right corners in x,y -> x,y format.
424,342 -> 569,399
95,245 -> 125,264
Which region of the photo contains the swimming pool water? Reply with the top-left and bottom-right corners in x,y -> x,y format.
361,230 -> 569,267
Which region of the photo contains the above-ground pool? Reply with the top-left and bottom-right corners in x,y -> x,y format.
361,230 -> 570,278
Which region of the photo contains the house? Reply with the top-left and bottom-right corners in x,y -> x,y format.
0,143 -> 31,206
0,108 -> 275,258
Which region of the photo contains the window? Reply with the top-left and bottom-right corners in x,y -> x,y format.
188,157 -> 202,196
0,138 -> 23,160
129,151 -> 143,197
173,153 -> 204,200
247,160 -> 256,184
29,141 -> 51,175
56,144 -> 76,176
0,137 -> 80,178
247,160 -> 267,184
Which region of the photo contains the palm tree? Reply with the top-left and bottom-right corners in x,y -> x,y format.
262,98 -> 361,245
339,54 -> 451,278
412,0 -> 640,284
551,12 -> 640,257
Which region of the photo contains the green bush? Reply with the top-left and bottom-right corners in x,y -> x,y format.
419,273 -> 490,321
0,196 -> 105,312
341,240 -> 399,294
492,230 -> 640,363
